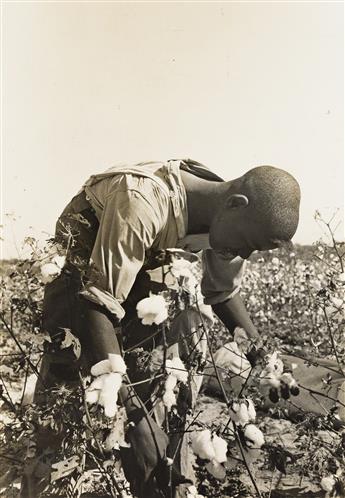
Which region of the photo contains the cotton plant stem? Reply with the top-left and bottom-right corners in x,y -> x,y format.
195,303 -> 262,498
298,383 -> 345,408
323,307 -> 345,377
0,312 -> 42,381
0,373 -> 16,413
19,361 -> 30,407
233,422 -> 263,498
78,372 -> 121,498
326,220 -> 344,272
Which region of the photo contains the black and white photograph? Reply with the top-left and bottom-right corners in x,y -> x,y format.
1,2 -> 344,497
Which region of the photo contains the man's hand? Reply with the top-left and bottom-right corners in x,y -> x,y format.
259,352 -> 300,403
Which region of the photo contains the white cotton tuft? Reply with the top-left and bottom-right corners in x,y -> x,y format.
136,294 -> 169,325
212,434 -> 228,463
85,389 -> 100,405
230,401 -> 249,426
280,372 -> 296,387
266,352 -> 284,376
191,430 -> 216,461
165,357 -> 188,383
170,258 -> 195,279
52,255 -> 66,269
91,359 -> 112,377
247,399 -> 256,422
97,372 -> 122,418
320,476 -> 336,492
260,371 -> 281,389
162,389 -> 176,411
40,262 -> 62,284
187,486 -> 198,496
88,375 -> 107,391
108,354 -> 127,374
237,403 -> 250,426
165,374 -> 178,392
244,424 -> 265,449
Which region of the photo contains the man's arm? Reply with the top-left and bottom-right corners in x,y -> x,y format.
212,292 -> 259,340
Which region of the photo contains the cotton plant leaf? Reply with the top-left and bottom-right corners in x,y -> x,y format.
50,455 -> 80,483
60,328 -> 81,360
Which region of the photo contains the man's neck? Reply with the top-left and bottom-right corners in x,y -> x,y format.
180,170 -> 230,234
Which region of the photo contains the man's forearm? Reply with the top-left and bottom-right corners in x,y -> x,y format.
212,293 -> 259,340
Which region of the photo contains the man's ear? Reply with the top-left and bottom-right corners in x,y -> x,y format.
226,194 -> 249,209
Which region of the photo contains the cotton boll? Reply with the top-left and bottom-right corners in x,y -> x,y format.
102,397 -> 119,418
244,424 -> 265,449
205,460 -> 226,480
162,389 -> 176,411
232,402 -> 240,412
40,263 -> 61,284
266,352 -> 284,376
230,402 -> 249,426
247,399 -> 256,422
237,403 -> 250,426
166,357 -> 188,383
165,374 -> 177,391
191,430 -> 216,461
280,372 -> 295,387
212,434 -> 228,463
85,389 -> 100,405
229,402 -> 241,425
88,375 -> 108,391
320,476 -> 336,492
98,373 -> 122,418
108,354 -> 127,374
170,258 -> 195,279
260,371 -> 281,389
187,486 -> 198,496
136,294 -> 169,325
91,359 -> 112,377
52,255 -> 66,269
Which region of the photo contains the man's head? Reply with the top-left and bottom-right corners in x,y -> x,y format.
209,165 -> 301,258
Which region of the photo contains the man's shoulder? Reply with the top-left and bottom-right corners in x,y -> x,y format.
178,159 -> 224,182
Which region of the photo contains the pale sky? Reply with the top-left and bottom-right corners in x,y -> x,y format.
2,1 -> 344,259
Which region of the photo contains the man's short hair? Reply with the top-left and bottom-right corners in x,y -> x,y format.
240,165 -> 301,242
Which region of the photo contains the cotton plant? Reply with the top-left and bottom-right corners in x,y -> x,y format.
259,351 -> 300,403
229,399 -> 256,426
162,356 -> 189,411
186,485 -> 205,498
136,293 -> 169,325
85,353 -> 127,418
320,469 -> 345,498
191,429 -> 228,479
